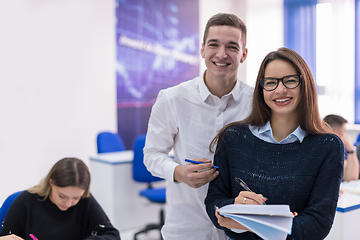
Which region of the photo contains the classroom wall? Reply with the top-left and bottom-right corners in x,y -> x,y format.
0,0 -> 117,203
246,0 -> 284,87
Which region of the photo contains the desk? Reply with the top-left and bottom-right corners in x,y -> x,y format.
325,181 -> 360,240
90,150 -> 166,232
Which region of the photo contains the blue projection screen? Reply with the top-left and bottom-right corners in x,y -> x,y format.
116,0 -> 200,148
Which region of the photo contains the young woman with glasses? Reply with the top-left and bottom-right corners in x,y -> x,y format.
205,47 -> 344,240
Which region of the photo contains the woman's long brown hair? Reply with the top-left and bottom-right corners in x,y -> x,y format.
210,47 -> 331,152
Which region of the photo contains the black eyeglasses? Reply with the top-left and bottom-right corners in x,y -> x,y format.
259,74 -> 301,91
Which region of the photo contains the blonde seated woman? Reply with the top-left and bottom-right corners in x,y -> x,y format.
0,157 -> 121,240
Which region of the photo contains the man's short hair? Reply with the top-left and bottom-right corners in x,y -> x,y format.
203,13 -> 247,48
323,114 -> 347,129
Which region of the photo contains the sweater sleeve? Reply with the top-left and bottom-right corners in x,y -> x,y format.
287,135 -> 344,240
205,130 -> 259,240
0,191 -> 27,238
83,195 -> 121,240
205,130 -> 236,229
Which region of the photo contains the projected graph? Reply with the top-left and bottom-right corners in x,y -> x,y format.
116,0 -> 199,107
115,0 -> 199,149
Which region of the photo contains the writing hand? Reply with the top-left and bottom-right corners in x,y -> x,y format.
174,158 -> 219,188
0,234 -> 24,240
235,191 -> 267,205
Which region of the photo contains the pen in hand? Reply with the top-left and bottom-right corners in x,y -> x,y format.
235,177 -> 253,192
185,159 -> 219,169
30,234 -> 38,240
235,177 -> 267,205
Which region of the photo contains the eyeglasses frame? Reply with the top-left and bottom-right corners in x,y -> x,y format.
259,74 -> 302,91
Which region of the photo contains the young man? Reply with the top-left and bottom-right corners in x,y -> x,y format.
324,114 -> 359,181
144,13 -> 253,240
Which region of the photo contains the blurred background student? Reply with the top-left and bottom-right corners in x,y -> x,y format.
324,114 -> 359,181
205,47 -> 344,240
0,157 -> 121,240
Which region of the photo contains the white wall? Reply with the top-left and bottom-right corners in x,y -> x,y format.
0,0 -> 117,203
246,0 -> 284,87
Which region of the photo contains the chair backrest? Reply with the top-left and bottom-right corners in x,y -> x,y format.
132,134 -> 164,183
0,191 -> 23,231
97,131 -> 126,153
356,133 -> 360,146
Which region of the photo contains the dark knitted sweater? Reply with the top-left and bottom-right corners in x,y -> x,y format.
205,124 -> 344,240
0,191 -> 120,240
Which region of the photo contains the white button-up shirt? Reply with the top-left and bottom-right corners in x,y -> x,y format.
144,72 -> 253,240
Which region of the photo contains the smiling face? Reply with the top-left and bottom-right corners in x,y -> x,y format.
49,179 -> 85,211
200,25 -> 247,83
263,59 -> 301,119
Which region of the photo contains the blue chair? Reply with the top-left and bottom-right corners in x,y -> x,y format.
0,191 -> 23,231
132,134 -> 166,240
355,133 -> 360,146
96,131 -> 126,153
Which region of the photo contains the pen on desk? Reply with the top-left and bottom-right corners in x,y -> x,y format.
235,177 -> 267,205
185,159 -> 219,169
30,234 -> 38,240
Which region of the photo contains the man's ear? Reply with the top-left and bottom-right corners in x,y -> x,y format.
240,48 -> 248,63
200,43 -> 205,59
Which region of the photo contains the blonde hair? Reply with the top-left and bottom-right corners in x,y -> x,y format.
28,157 -> 91,200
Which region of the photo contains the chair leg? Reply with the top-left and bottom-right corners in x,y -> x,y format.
133,207 -> 165,240
134,223 -> 162,240
160,209 -> 164,240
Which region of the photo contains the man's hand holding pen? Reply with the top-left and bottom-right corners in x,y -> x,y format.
174,158 -> 219,188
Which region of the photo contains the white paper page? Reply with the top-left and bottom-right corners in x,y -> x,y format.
222,213 -> 290,240
225,213 -> 293,233
219,204 -> 294,217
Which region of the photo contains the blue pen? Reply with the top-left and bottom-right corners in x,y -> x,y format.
185,159 -> 219,169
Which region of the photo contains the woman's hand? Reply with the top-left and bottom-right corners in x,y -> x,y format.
215,207 -> 251,231
214,191 -> 267,231
234,191 -> 267,205
0,234 -> 24,240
